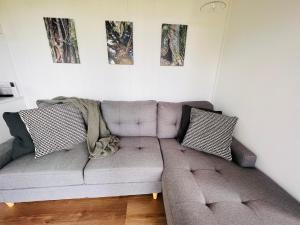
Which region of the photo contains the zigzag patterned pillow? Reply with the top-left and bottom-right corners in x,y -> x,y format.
19,104 -> 86,158
182,108 -> 238,161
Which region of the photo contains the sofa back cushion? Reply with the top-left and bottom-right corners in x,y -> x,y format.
101,100 -> 157,137
157,101 -> 213,138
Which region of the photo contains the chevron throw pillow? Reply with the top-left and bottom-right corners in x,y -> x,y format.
19,103 -> 86,158
182,108 -> 238,161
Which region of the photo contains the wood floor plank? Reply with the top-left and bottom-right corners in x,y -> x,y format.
0,195 -> 167,225
125,195 -> 167,225
0,197 -> 128,225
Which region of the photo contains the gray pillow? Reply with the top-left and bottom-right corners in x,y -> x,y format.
182,108 -> 238,161
19,104 -> 86,158
3,112 -> 35,160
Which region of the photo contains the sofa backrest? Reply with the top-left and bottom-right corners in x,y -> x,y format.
101,100 -> 157,137
157,101 -> 213,138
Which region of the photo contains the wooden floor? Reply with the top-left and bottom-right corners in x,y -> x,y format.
0,195 -> 167,225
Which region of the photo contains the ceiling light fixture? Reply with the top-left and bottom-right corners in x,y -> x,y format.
200,0 -> 227,13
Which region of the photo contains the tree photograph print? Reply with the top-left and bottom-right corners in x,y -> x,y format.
160,24 -> 188,66
105,21 -> 134,65
44,17 -> 80,64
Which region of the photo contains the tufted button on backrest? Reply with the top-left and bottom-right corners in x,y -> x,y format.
215,169 -> 221,174
205,203 -> 214,209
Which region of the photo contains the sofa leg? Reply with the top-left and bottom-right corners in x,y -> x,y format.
5,202 -> 14,207
152,193 -> 158,200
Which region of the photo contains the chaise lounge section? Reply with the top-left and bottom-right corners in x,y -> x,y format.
157,101 -> 300,225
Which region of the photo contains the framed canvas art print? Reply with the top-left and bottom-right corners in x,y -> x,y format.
160,24 -> 188,66
105,21 -> 134,65
44,17 -> 80,64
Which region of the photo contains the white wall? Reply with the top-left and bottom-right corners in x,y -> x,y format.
213,0 -> 300,200
0,0 -> 229,107
0,27 -> 26,141
0,33 -> 18,83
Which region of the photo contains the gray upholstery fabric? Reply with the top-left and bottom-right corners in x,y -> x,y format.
161,138 -> 300,225
0,182 -> 161,203
157,101 -> 213,138
0,139 -> 13,169
1,100 -> 299,225
0,142 -> 88,189
231,137 -> 257,167
101,100 -> 157,137
84,137 -> 163,184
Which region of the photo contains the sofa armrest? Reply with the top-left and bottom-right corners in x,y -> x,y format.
0,139 -> 13,169
231,137 -> 257,168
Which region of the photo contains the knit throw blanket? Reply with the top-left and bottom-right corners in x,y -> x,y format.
37,97 -> 119,158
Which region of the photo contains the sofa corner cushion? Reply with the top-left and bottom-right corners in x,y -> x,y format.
157,101 -> 213,138
0,142 -> 89,190
101,101 -> 157,137
231,137 -> 257,167
84,137 -> 163,185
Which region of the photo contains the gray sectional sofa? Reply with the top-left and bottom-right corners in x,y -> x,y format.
0,100 -> 300,225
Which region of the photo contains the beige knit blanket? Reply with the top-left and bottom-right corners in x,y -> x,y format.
37,97 -> 119,158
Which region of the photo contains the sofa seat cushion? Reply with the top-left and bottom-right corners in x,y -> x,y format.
0,142 -> 88,190
84,137 -> 163,185
161,139 -> 300,225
